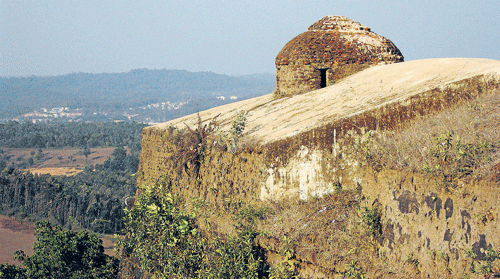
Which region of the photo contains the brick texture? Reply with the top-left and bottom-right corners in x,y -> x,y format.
275,16 -> 404,96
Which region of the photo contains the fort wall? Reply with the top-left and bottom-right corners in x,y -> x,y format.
138,59 -> 500,276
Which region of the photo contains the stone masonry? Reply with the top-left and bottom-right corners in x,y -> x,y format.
275,16 -> 404,96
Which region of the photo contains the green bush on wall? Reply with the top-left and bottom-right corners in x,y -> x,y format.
118,184 -> 267,278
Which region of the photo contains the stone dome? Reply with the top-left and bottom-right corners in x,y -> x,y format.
275,16 -> 404,96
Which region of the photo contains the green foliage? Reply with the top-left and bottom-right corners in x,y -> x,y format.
235,205 -> 269,227
466,246 -> 500,274
0,151 -> 137,234
332,181 -> 342,193
33,149 -> 44,161
12,221 -> 118,279
405,253 -> 420,267
3,120 -> 154,228
0,123 -> 141,234
269,236 -> 298,279
423,132 -> 493,186
475,212 -> 490,224
215,110 -> 248,154
465,248 -> 477,259
272,90 -> 285,98
344,260 -> 364,279
352,130 -> 383,171
0,263 -> 26,279
229,111 -> 248,139
119,185 -> 202,278
171,113 -> 217,178
119,185 -> 267,278
0,121 -> 146,149
361,207 -> 382,238
199,230 -> 264,279
82,146 -> 91,158
354,130 -> 374,160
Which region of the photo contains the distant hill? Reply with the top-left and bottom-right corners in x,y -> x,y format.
0,69 -> 275,123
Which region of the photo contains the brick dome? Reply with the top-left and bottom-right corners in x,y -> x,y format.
275,16 -> 404,96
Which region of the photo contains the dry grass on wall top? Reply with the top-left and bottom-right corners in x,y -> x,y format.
178,186 -> 388,278
264,75 -> 500,172
247,86 -> 500,277
138,113 -> 267,211
256,190 -> 386,278
356,88 -> 500,182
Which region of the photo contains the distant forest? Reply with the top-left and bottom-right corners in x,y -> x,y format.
0,121 -> 146,149
0,122 -> 145,234
0,148 -> 137,234
0,69 -> 275,121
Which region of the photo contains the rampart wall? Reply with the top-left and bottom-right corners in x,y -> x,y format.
138,59 -> 500,277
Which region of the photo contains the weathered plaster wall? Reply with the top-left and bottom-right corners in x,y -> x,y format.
254,139 -> 500,276
361,169 -> 500,277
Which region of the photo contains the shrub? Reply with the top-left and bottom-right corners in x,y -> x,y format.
423,132 -> 493,187
361,207 -> 382,238
269,236 -> 298,279
0,263 -> 26,279
118,184 -> 267,278
344,260 -> 364,279
466,246 -> 500,275
229,111 -> 248,139
118,185 -> 202,278
216,110 -> 248,154
199,230 -> 265,278
346,90 -> 500,178
12,221 -> 118,279
171,113 -> 217,177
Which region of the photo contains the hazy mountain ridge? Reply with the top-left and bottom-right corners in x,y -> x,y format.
0,69 -> 275,123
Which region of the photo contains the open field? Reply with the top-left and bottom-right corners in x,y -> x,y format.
0,215 -> 35,264
0,215 -> 116,265
27,167 -> 83,176
2,147 -> 116,176
0,147 -> 123,263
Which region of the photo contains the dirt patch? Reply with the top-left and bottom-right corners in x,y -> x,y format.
0,215 -> 116,265
101,236 -> 117,257
27,167 -> 83,176
0,216 -> 35,234
0,215 -> 35,265
3,147 -> 116,171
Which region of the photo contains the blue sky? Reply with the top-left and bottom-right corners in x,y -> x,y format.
1,0 -> 499,77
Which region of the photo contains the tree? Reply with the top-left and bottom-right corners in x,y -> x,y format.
118,186 -> 203,278
0,263 -> 26,279
109,147 -> 126,171
82,146 -> 91,158
14,221 -> 118,279
118,185 -> 266,278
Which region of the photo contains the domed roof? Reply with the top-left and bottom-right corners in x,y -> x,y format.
275,16 -> 403,66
